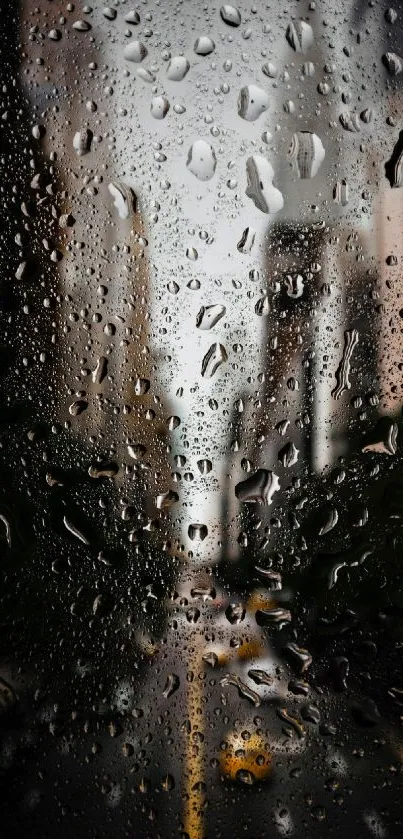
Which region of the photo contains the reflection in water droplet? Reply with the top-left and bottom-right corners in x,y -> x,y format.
125,10 -> 141,25
288,131 -> 325,178
197,458 -> 212,474
235,469 -> 280,505
123,40 -> 148,62
155,490 -> 179,509
333,179 -> 349,205
187,140 -> 217,181
194,36 -> 215,55
72,20 -> 92,32
92,356 -> 108,385
362,418 -> 398,455
196,304 -> 226,330
385,130 -> 403,188
255,607 -> 292,627
73,128 -> 93,156
236,769 -> 256,786
238,85 -> 269,122
225,602 -> 245,624
237,227 -> 256,253
151,95 -> 170,119
382,51 -> 403,75
284,642 -> 312,673
108,182 -> 136,219
220,673 -> 261,706
166,56 -> 190,81
201,343 -> 227,378
245,155 -> 284,214
332,329 -> 359,400
220,5 -> 241,27
286,20 -> 314,53
163,673 -> 180,698
134,377 -> 150,396
168,415 -> 181,431
188,523 -> 208,541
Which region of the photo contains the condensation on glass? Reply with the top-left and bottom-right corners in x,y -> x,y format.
1,1 -> 403,837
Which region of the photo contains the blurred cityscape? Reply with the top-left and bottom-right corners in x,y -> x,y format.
1,1 -> 403,837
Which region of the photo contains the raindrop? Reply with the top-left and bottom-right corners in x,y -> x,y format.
255,295 -> 270,316
48,29 -> 62,41
220,5 -> 241,27
123,41 -> 148,62
385,130 -> 403,188
166,56 -> 190,81
73,128 -> 93,156
248,669 -> 273,686
220,673 -> 261,706
72,20 -> 92,32
0,678 -> 18,716
339,112 -> 360,132
194,36 -> 215,56
155,490 -> 179,509
63,515 -> 90,546
333,179 -> 349,205
201,343 -> 227,377
286,20 -> 314,53
136,67 -> 155,83
125,10 -> 141,25
382,52 -> 403,75
245,155 -> 284,214
238,85 -> 269,122
197,458 -> 213,474
262,62 -> 277,78
254,567 -> 282,590
187,140 -> 217,180
332,329 -> 359,400
362,418 -> 398,455
235,469 -> 280,505
225,602 -> 245,624
188,523 -> 208,541
151,95 -> 170,119
196,304 -> 226,330
134,377 -> 150,396
278,442 -> 299,467
108,182 -> 136,219
284,642 -> 312,673
317,506 -> 339,535
163,674 -> 180,698
103,7 -> 117,21
69,399 -> 88,416
288,132 -> 325,178
237,227 -> 256,253
168,416 -> 181,431
88,462 -> 118,479
255,607 -> 292,627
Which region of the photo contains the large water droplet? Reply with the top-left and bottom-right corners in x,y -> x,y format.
187,140 -> 217,180
245,155 -> 284,214
235,469 -> 280,505
201,343 -> 227,377
196,304 -> 226,330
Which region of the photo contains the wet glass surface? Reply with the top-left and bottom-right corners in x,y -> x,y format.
1,1 -> 403,836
